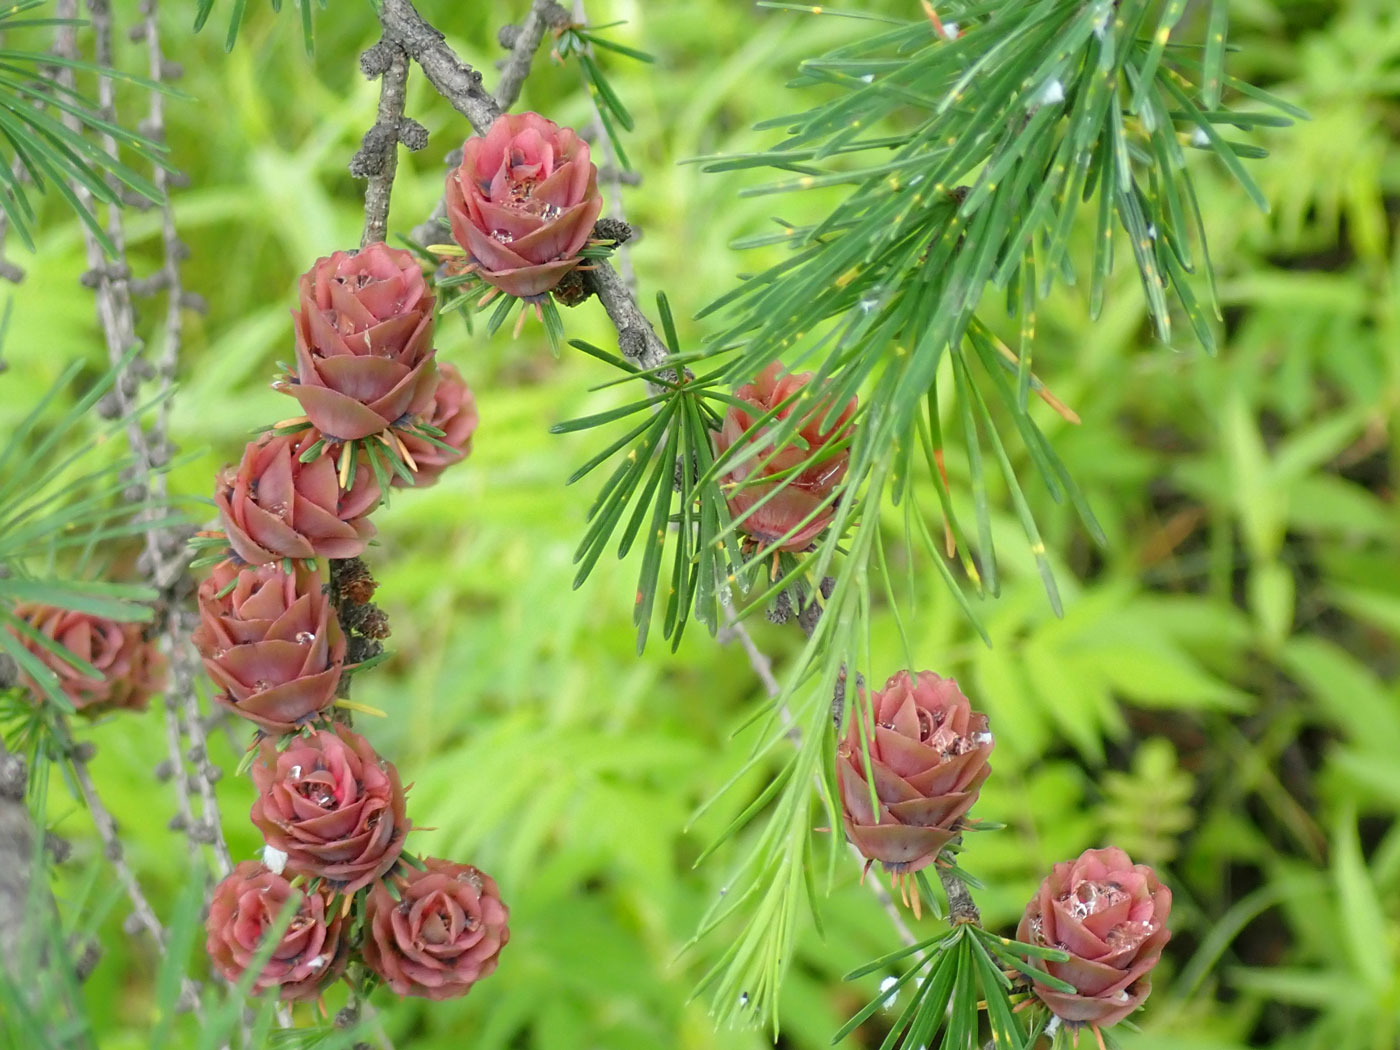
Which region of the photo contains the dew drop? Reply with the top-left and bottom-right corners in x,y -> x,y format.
879,975 -> 899,1007
294,631 -> 316,644
263,844 -> 288,874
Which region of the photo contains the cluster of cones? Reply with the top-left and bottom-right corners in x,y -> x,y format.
836,671 -> 1172,1033
194,106 -> 619,1011
195,240 -> 507,1005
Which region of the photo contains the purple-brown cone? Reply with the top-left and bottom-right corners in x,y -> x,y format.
214,430 -> 380,565
836,670 -> 993,875
205,861 -> 347,1002
286,244 -> 439,441
362,858 -> 509,1001
1016,847 -> 1172,1027
7,602 -> 165,714
445,112 -> 603,299
193,560 -> 345,735
394,362 -> 478,488
249,724 -> 409,894
713,361 -> 857,552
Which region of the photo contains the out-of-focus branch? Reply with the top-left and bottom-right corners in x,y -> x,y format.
572,0 -> 636,290
495,0 -> 570,110
0,158 -> 28,285
66,738 -> 166,948
57,0 -> 233,903
0,728 -> 33,973
63,731 -> 203,1012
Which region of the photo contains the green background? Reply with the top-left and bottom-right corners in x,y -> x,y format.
5,0 -> 1398,1047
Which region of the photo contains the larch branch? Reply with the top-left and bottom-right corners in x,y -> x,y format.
353,39 -> 416,247
378,0 -> 672,371
495,0 -> 571,111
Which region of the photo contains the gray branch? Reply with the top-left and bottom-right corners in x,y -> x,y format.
377,0 -> 499,131
379,0 -> 672,371
353,40 -> 416,247
137,0 -> 234,883
47,3 -> 228,1013
940,857 -> 981,925
573,0 -> 636,290
64,729 -> 201,1012
584,256 -> 671,370
0,735 -> 33,974
494,0 -> 570,111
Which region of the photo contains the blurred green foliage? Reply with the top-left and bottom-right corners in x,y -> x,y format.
3,0 -> 1398,1048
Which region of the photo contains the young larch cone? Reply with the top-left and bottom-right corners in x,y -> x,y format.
394,362 -> 478,488
713,361 -> 857,552
193,560 -> 345,735
445,112 -> 603,299
249,724 -> 409,894
836,670 -> 993,881
362,858 -> 509,1000
1016,847 -> 1172,1028
7,602 -> 165,714
214,430 -> 380,565
285,243 -> 439,441
205,861 -> 347,1002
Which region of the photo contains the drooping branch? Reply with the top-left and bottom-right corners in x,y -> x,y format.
584,249 -> 670,370
720,617 -> 919,948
